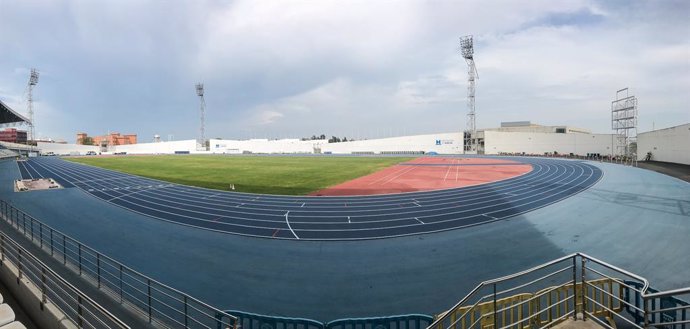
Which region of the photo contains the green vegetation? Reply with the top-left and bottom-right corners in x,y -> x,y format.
66,155 -> 412,195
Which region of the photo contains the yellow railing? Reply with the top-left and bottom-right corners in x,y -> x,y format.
435,278 -> 623,329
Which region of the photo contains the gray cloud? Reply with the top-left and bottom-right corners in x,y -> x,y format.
0,0 -> 687,142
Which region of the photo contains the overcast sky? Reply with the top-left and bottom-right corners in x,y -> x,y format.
0,0 -> 688,143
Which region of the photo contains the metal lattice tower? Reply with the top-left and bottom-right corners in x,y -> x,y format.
460,36 -> 478,154
196,83 -> 205,150
27,68 -> 39,144
611,88 -> 638,158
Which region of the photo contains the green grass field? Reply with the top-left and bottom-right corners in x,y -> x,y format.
66,155 -> 413,195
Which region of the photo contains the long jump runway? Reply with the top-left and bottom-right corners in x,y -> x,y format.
18,157 -> 602,240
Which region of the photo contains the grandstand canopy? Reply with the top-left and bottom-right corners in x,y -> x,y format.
0,99 -> 30,126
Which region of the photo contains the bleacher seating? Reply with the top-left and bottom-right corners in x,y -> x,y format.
0,294 -> 27,329
0,149 -> 18,159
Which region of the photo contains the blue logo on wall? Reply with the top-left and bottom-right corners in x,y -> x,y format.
435,139 -> 441,145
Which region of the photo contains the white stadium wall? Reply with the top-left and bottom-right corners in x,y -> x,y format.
210,133 -> 463,155
111,140 -> 198,154
321,133 -> 462,154
482,131 -> 616,156
210,139 -> 315,154
37,142 -> 99,155
637,123 -> 690,165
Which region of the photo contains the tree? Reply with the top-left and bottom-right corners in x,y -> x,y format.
82,137 -> 94,145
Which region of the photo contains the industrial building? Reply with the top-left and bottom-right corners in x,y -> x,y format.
76,132 -> 137,147
476,121 -> 617,156
0,128 -> 27,144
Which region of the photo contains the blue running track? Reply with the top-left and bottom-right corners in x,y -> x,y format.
16,157 -> 602,240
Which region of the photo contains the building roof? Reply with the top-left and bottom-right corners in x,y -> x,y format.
0,99 -> 30,126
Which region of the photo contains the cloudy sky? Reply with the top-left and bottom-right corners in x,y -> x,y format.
0,0 -> 688,143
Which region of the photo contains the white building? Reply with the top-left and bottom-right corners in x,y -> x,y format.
637,123 -> 690,165
474,121 -> 617,156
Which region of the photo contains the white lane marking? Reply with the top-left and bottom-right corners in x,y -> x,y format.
236,203 -> 245,208
301,202 -> 305,208
348,216 -> 351,223
203,193 -> 220,199
443,164 -> 452,181
71,176 -> 129,183
20,161 -> 34,179
285,211 -> 299,239
482,214 -> 499,220
366,164 -> 414,185
382,165 -> 416,184
23,161 -> 35,179
414,217 -> 424,224
107,185 -> 170,201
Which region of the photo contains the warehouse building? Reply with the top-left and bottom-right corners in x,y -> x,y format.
477,121 -> 616,156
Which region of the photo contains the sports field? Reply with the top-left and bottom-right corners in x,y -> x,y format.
66,155 -> 411,195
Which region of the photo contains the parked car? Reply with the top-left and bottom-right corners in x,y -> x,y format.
43,152 -> 55,156
86,151 -> 97,155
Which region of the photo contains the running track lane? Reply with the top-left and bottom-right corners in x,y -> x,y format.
21,157 -> 602,240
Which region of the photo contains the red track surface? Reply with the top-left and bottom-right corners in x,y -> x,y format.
310,157 -> 532,196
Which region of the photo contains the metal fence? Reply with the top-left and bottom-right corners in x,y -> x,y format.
428,253 -> 690,329
0,199 -> 237,329
624,281 -> 689,329
0,231 -> 129,328
498,153 -> 639,167
222,310 -> 434,329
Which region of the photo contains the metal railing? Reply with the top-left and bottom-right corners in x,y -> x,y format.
624,281 -> 689,329
0,231 -> 129,328
0,199 -> 238,329
222,310 -> 434,329
428,253 -> 689,329
497,153 -> 639,167
325,314 -> 434,329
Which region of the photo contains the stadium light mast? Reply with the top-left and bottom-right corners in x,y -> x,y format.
27,68 -> 39,147
196,83 -> 206,150
460,35 -> 478,154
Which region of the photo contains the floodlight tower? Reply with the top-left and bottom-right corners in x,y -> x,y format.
27,68 -> 39,145
196,83 -> 206,150
611,88 -> 638,159
460,35 -> 478,154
